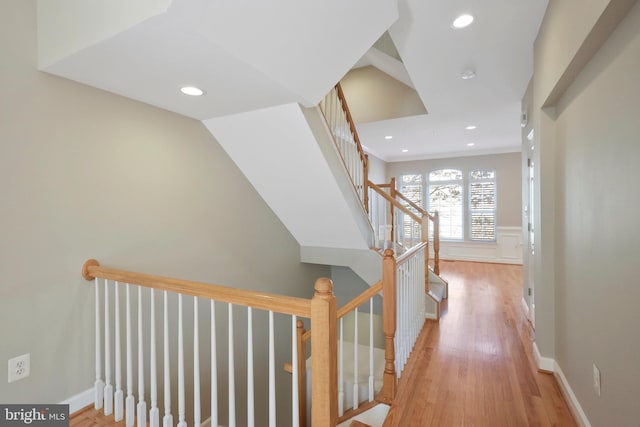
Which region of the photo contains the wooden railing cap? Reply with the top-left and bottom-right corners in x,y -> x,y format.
314,277 -> 333,294
383,248 -> 395,257
82,259 -> 100,281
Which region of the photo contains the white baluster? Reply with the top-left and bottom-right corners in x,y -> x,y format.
268,311 -> 276,427
291,316 -> 299,427
338,317 -> 344,417
150,289 -> 159,427
95,277 -> 104,409
353,308 -> 359,409
194,297 -> 201,427
177,294 -> 186,427
137,287 -> 146,427
114,282 -> 124,421
210,300 -> 218,427
125,284 -> 135,427
247,307 -> 255,427
368,298 -> 374,402
104,279 -> 113,415
228,303 -> 236,427
163,291 -> 173,427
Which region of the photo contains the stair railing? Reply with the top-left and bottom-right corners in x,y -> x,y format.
82,259 -> 338,427
290,248 -> 429,425
295,280 -> 384,425
319,83 -> 369,211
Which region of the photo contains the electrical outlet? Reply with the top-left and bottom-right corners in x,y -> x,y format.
8,353 -> 30,383
593,363 -> 601,396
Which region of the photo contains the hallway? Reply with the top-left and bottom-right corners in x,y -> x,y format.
383,261 -> 576,426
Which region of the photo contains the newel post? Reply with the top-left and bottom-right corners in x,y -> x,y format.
433,211 -> 440,276
422,214 -> 430,293
378,249 -> 397,404
311,278 -> 338,426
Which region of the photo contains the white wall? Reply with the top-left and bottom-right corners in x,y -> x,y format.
0,2 -> 329,425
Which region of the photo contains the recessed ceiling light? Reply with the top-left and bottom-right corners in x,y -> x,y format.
461,69 -> 476,80
402,149 -> 409,153
180,86 -> 205,96
384,135 -> 393,140
467,142 -> 475,147
465,125 -> 477,130
453,14 -> 474,29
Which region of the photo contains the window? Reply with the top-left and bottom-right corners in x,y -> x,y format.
399,174 -> 423,245
428,169 -> 463,240
469,169 -> 496,241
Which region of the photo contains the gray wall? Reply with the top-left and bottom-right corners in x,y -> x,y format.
0,1 -> 329,424
366,152 -> 387,184
553,3 -> 640,425
386,152 -> 523,232
531,0 -> 640,425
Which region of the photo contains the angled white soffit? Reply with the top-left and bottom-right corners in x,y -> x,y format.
37,0 -> 398,120
204,103 -> 370,250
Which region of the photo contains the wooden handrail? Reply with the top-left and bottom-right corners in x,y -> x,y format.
337,281 -> 382,319
335,83 -> 367,165
396,241 -> 428,266
82,259 -> 312,318
395,191 -> 435,221
368,181 -> 421,223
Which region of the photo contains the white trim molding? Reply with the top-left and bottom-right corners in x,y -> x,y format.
532,342 -> 555,373
554,363 -> 592,427
60,388 -> 93,414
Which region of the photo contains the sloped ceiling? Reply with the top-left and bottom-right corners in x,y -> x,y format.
38,0 -> 398,120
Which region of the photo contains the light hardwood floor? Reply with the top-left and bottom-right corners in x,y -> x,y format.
383,260 -> 576,427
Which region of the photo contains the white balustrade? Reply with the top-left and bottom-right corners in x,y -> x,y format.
228,303 -> 236,427
150,289 -> 159,427
193,296 -> 201,427
268,310 -> 276,427
177,294 -> 186,427
163,291 -> 173,427
104,279 -> 113,415
94,277 -> 104,410
352,308 -> 359,410
114,282 -> 124,421
291,316 -> 299,427
247,307 -> 255,427
210,300 -> 218,427
137,287 -> 146,427
125,284 -> 134,427
368,298 -> 374,402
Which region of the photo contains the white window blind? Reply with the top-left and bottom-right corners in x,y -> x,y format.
469,169 -> 496,241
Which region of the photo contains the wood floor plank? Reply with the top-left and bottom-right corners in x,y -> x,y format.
383,261 -> 577,427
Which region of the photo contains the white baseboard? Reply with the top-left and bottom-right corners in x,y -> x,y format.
554,362 -> 592,427
60,388 -> 93,414
532,342 -> 555,372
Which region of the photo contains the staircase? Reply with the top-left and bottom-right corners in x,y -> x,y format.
204,84 -> 448,320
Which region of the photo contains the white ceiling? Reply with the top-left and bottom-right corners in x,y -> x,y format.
360,0 -> 549,162
38,0 -> 548,162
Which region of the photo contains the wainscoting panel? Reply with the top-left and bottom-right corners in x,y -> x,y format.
429,226 -> 523,264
